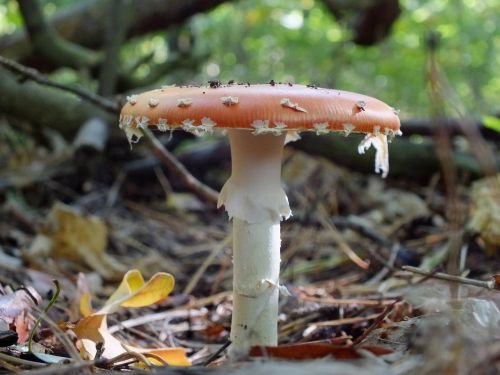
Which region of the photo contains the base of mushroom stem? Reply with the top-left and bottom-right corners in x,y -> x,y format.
229,218 -> 281,358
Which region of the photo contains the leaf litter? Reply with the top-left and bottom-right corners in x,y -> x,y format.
0,129 -> 499,374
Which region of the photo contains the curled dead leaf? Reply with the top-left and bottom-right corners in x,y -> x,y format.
25,202 -> 126,280
72,269 -> 190,366
249,342 -> 393,360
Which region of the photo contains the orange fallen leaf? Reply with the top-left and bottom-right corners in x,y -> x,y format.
249,342 -> 392,360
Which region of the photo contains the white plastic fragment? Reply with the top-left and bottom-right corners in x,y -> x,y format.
221,96 -> 239,105
126,95 -> 138,105
280,98 -> 307,113
177,98 -> 193,107
313,122 -> 329,135
148,98 -> 159,107
343,123 -> 356,136
358,133 -> 389,178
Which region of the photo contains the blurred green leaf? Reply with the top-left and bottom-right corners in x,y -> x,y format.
482,115 -> 500,133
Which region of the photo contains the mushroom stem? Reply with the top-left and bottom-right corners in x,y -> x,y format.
230,218 -> 281,357
218,130 -> 290,358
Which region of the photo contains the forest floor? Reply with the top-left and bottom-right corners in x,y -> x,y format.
0,128 -> 499,375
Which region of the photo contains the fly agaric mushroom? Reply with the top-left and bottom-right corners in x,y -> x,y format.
119,83 -> 401,357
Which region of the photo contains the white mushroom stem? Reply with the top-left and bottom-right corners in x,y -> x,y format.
218,129 -> 291,358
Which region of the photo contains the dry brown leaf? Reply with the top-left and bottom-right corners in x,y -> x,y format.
469,175 -> 500,253
0,287 -> 41,343
25,202 -> 126,280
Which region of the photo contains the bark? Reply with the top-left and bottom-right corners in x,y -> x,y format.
293,133 -> 497,181
0,0 -> 233,69
321,0 -> 400,45
402,118 -> 500,141
0,67 -> 114,138
16,0 -> 102,69
97,0 -> 133,96
1,64 -> 496,182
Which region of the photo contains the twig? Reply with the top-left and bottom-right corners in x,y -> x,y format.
300,296 -> 398,306
0,55 -> 119,113
0,352 -> 47,368
108,309 -> 206,334
31,306 -> 82,361
202,340 -> 231,366
140,126 -> 219,205
402,266 -> 500,291
19,360 -> 97,375
311,313 -> 382,327
317,213 -> 369,270
183,234 -> 232,295
352,298 -> 400,346
28,280 -> 60,352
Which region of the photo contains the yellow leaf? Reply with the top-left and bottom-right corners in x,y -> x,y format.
136,348 -> 191,366
72,270 -> 189,366
98,270 -> 174,314
104,269 -> 145,307
120,272 -> 174,308
79,291 -> 93,318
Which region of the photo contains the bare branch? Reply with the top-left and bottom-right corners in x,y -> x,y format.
98,0 -> 133,96
402,266 -> 500,292
0,55 -> 119,114
2,0 -> 233,69
140,127 -> 219,205
0,66 -> 114,138
16,0 -> 102,68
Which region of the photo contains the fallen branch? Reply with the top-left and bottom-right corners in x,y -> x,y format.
0,55 -> 119,113
0,66 -> 114,138
1,0 -> 233,69
16,0 -> 102,68
402,265 -> 500,291
293,132 -> 498,181
139,127 -> 219,206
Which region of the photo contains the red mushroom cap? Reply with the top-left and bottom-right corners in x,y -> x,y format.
119,83 -> 400,138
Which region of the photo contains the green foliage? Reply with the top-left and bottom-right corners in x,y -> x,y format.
482,115 -> 500,133
0,0 -> 498,119
190,0 -> 499,118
